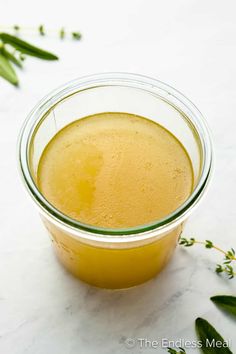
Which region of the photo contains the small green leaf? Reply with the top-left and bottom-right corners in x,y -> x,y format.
205,240 -> 213,249
179,237 -> 195,247
167,349 -> 177,354
72,31 -> 81,40
38,25 -> 45,36
195,317 -> 232,354
215,264 -> 224,274
211,295 -> 236,317
19,53 -> 26,61
59,28 -> 65,39
167,348 -> 186,354
0,53 -> 18,85
0,33 -> 58,60
226,265 -> 235,279
1,46 -> 23,68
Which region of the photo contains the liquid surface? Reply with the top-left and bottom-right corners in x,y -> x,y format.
37,112 -> 193,228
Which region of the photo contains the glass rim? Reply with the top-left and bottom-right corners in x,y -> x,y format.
18,72 -> 213,243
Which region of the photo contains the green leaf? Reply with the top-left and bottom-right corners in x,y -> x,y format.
59,28 -> 65,39
179,237 -> 195,247
0,53 -> 18,85
215,264 -> 224,274
0,33 -> 58,60
195,318 -> 232,354
72,31 -> 82,40
167,348 -> 186,354
205,240 -> 214,249
38,25 -> 45,36
1,46 -> 23,68
211,295 -> 236,317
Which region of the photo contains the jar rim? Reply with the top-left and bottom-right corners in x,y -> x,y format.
18,72 -> 213,243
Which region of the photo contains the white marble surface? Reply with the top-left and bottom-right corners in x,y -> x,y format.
0,0 -> 236,353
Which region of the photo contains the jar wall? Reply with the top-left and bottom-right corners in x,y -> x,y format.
42,216 -> 183,289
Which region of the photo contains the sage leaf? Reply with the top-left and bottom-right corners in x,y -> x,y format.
0,33 -> 58,60
211,296 -> 236,317
195,318 -> 232,354
1,47 -> 23,68
0,53 -> 18,85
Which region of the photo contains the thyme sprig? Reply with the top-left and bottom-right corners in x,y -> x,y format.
179,237 -> 236,279
0,24 -> 82,41
167,241 -> 236,353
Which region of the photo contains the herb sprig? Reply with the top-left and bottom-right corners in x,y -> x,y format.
0,24 -> 82,40
166,240 -> 236,353
0,25 -> 82,86
179,237 -> 236,279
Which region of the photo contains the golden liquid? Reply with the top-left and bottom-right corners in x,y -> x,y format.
37,112 -> 193,228
37,112 -> 194,288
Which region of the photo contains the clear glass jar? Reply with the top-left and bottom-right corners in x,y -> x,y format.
18,73 -> 213,289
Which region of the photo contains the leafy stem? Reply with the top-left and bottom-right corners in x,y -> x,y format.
179,237 -> 236,279
0,24 -> 82,86
0,25 -> 82,40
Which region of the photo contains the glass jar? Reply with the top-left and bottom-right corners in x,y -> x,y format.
18,73 -> 213,289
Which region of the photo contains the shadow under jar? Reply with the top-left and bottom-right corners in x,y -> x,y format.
18,73 -> 213,289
